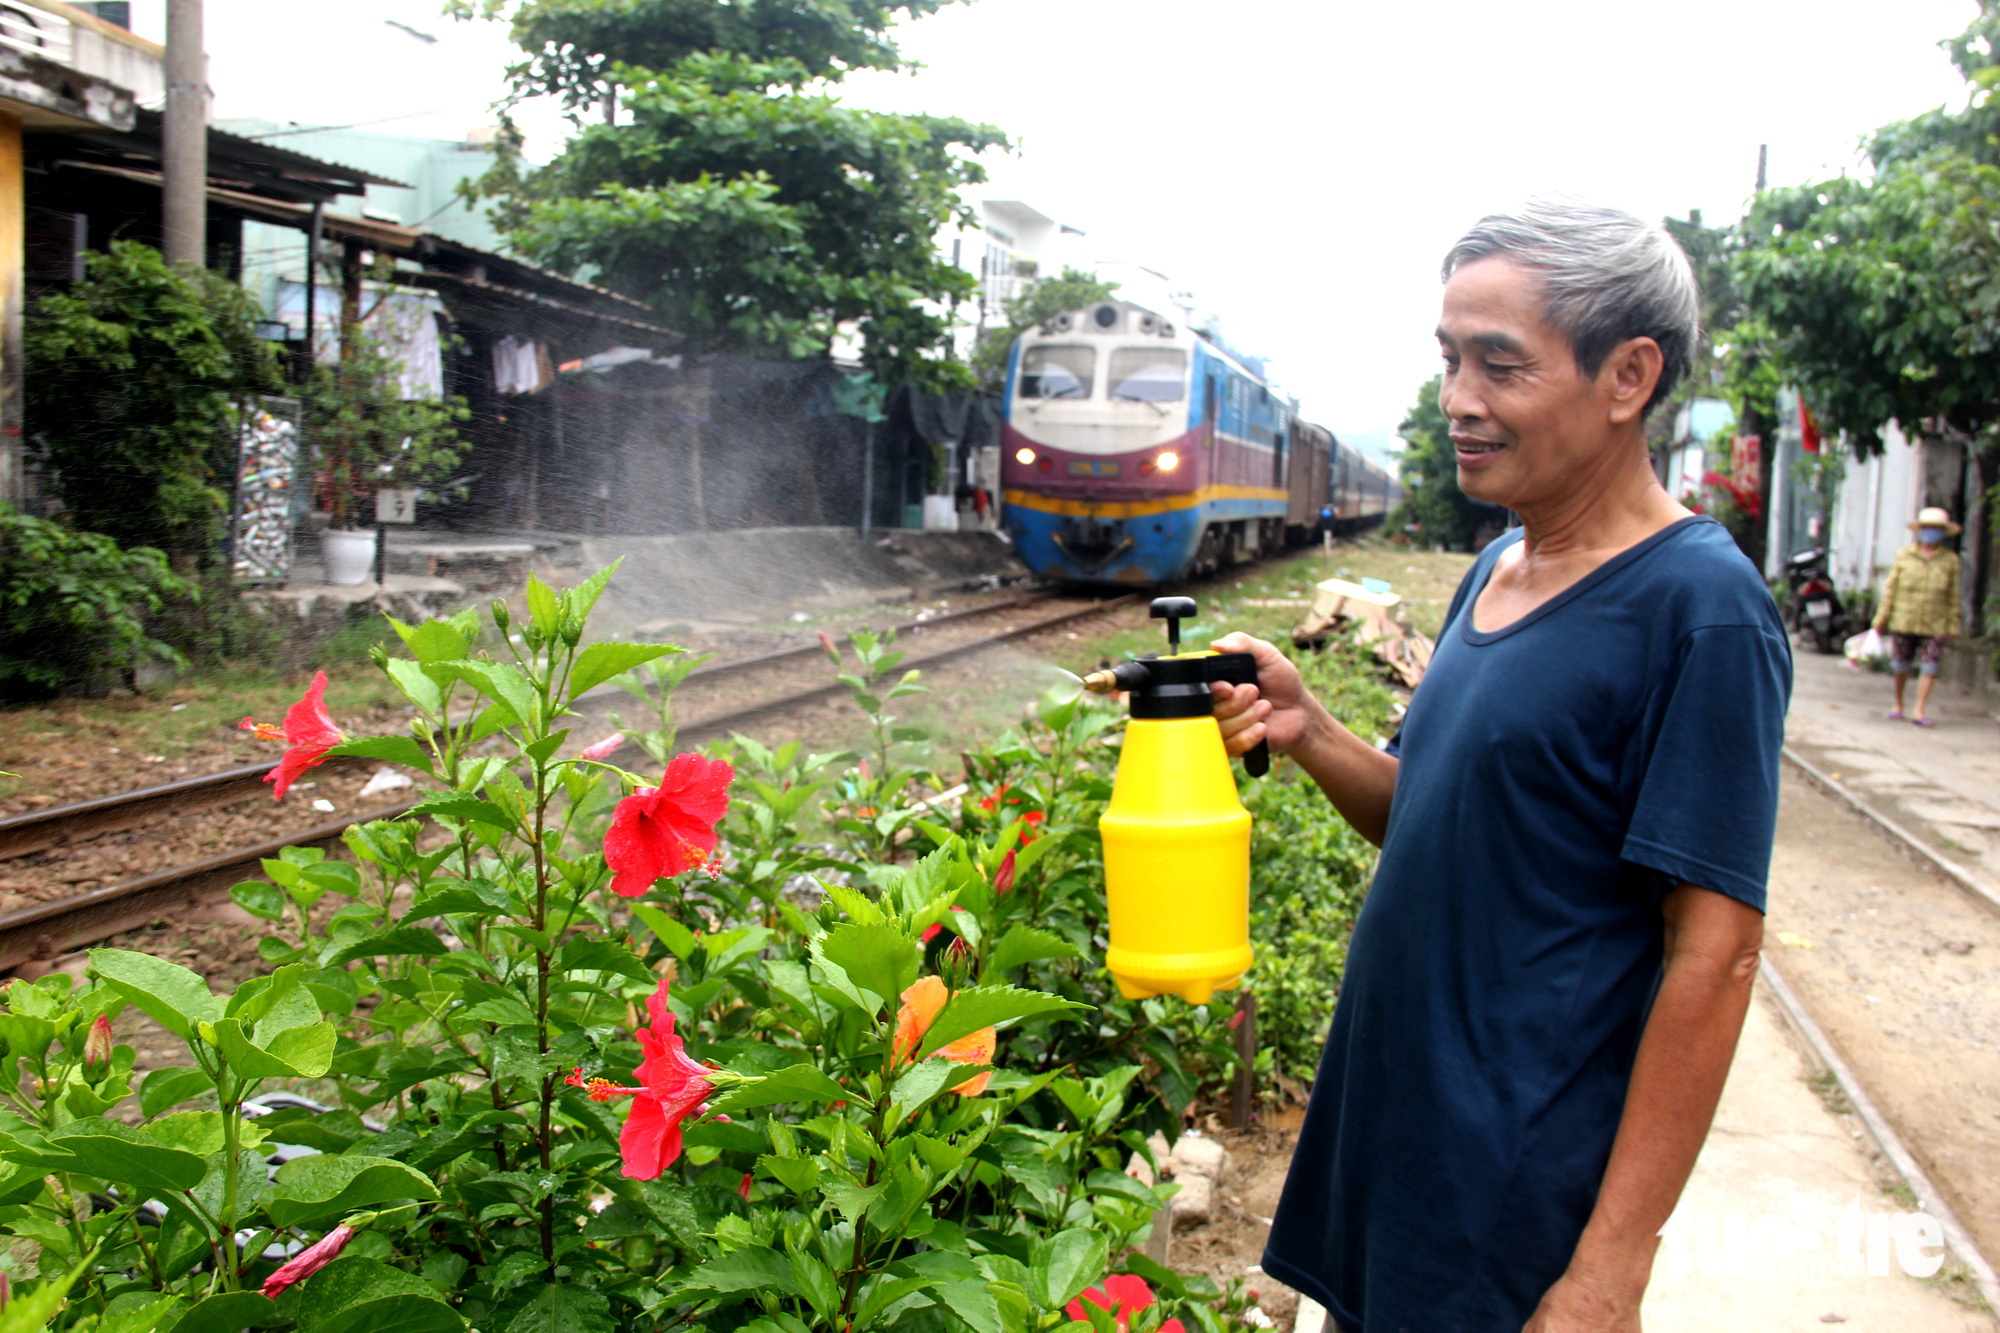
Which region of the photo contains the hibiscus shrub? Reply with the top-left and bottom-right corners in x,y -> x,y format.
0,564 -> 1249,1333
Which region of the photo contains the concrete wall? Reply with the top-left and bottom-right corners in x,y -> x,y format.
1827,421 -> 1922,605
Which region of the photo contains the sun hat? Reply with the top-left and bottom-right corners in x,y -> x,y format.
1909,505 -> 1962,536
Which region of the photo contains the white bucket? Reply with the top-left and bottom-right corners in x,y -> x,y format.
921,496 -> 959,531
322,527 -> 379,585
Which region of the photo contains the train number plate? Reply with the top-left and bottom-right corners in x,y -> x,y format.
1067,460 -> 1120,477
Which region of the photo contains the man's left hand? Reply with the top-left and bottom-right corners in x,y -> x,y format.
1521,1270 -> 1643,1332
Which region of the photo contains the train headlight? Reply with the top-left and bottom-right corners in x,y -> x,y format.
1015,447 -> 1036,465
1156,450 -> 1180,472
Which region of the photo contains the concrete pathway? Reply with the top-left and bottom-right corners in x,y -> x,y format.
1786,649 -> 2000,897
1641,982 -> 1995,1330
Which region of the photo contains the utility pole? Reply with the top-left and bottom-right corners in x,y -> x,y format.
162,0 -> 208,267
1755,143 -> 1768,193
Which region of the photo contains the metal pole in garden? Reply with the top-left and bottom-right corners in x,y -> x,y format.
1230,990 -> 1257,1128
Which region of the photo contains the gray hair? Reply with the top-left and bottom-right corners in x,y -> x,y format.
1441,199 -> 1700,415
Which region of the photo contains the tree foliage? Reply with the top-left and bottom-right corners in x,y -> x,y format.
1390,374 -> 1505,551
456,0 -> 962,108
0,506 -> 193,696
969,266 -> 1118,390
462,3 -> 1006,387
308,304 -> 469,529
24,240 -> 281,557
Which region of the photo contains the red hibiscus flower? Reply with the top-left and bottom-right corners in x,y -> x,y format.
239,670 -> 344,800
891,976 -> 994,1096
1066,1274 -> 1159,1329
604,753 -> 735,897
564,977 -> 717,1180
261,1222 -> 356,1297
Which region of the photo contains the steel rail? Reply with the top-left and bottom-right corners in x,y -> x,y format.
0,593 -> 1053,864
0,592 -> 1135,974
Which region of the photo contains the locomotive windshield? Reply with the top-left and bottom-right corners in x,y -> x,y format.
1019,345 -> 1095,399
1107,348 -> 1187,402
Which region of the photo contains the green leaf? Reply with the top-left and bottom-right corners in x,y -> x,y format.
757,1154 -> 821,1195
229,879 -> 286,921
295,1257 -> 463,1333
818,921 -> 918,1012
705,1064 -> 849,1115
670,1246 -> 798,1301
46,1117 -> 206,1193
503,1287 -> 613,1333
389,616 -> 473,666
1029,1229 -> 1109,1311
1118,1253 -> 1186,1300
326,734 -> 435,775
87,949 -> 220,1041
557,938 -> 654,984
0,1254 -> 96,1333
432,661 -> 539,735
405,794 -> 516,832
139,1066 -> 214,1118
934,1279 -> 1004,1333
916,986 -> 1089,1060
628,902 -> 698,962
887,1057 -> 960,1124
384,658 -> 443,716
564,559 -> 622,623
983,926 -> 1083,978
568,641 -> 675,701
324,925 -> 447,969
525,572 -> 561,631
268,1154 -> 439,1230
787,1246 -> 841,1324
211,1018 -> 337,1080
172,1291 -> 280,1333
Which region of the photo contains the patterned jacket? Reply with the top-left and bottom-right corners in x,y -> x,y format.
1875,543 -> 1961,639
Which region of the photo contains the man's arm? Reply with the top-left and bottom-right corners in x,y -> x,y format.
1523,885 -> 1765,1333
1210,633 -> 1399,845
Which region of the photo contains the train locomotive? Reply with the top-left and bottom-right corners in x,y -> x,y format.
999,301 -> 1396,584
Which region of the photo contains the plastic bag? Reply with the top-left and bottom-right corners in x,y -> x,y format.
1844,627 -> 1886,665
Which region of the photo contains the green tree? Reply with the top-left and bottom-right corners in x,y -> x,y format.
1733,150 -> 2000,629
968,266 -> 1118,390
1390,373 -> 1505,551
24,240 -> 281,557
308,306 -> 469,529
460,1 -> 1006,388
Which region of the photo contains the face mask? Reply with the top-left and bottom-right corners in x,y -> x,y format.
1919,527 -> 1945,544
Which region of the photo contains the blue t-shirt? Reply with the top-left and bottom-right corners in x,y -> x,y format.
1260,517 -> 1791,1333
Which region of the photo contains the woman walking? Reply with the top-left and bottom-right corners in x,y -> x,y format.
1872,505 -> 1962,727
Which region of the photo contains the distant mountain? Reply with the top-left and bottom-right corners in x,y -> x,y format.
1332,428 -> 1407,468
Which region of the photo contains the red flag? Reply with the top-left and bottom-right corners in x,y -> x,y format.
1799,400 -> 1821,455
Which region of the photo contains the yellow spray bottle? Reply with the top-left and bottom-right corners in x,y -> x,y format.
1083,596 -> 1268,1004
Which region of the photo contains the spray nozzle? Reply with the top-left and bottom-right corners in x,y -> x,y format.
1082,597 -> 1270,778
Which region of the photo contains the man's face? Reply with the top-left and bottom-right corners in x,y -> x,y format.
1434,257 -> 1622,511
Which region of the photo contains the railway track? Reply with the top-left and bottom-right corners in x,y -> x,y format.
0,591 -> 1135,973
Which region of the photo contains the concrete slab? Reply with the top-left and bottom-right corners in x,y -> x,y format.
549,527 -> 1029,635
1642,984 -> 1996,1330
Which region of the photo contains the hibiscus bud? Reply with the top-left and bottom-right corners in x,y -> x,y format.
367,644 -> 389,669
0,1269 -> 10,1310
83,1014 -> 113,1071
738,1172 -> 753,1201
580,733 -> 625,762
1226,1008 -> 1246,1032
994,848 -> 1017,895
261,1223 -> 356,1298
947,937 -> 971,962
491,599 -> 510,632
524,623 -> 545,651
818,629 -> 838,662
561,616 -> 584,648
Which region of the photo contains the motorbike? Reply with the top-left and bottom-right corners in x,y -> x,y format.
1785,547 -> 1845,653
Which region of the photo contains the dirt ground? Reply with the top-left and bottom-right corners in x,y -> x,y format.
1764,763 -> 2000,1268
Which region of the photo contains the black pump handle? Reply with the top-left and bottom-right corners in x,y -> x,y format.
1205,652 -> 1271,778
1150,596 -> 1197,653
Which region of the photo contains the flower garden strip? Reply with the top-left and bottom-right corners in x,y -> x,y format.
0,561 -> 1301,1333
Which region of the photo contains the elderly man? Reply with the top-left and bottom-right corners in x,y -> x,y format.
1215,202 -> 1791,1332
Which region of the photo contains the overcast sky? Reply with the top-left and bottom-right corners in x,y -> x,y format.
132,0 -> 1979,434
